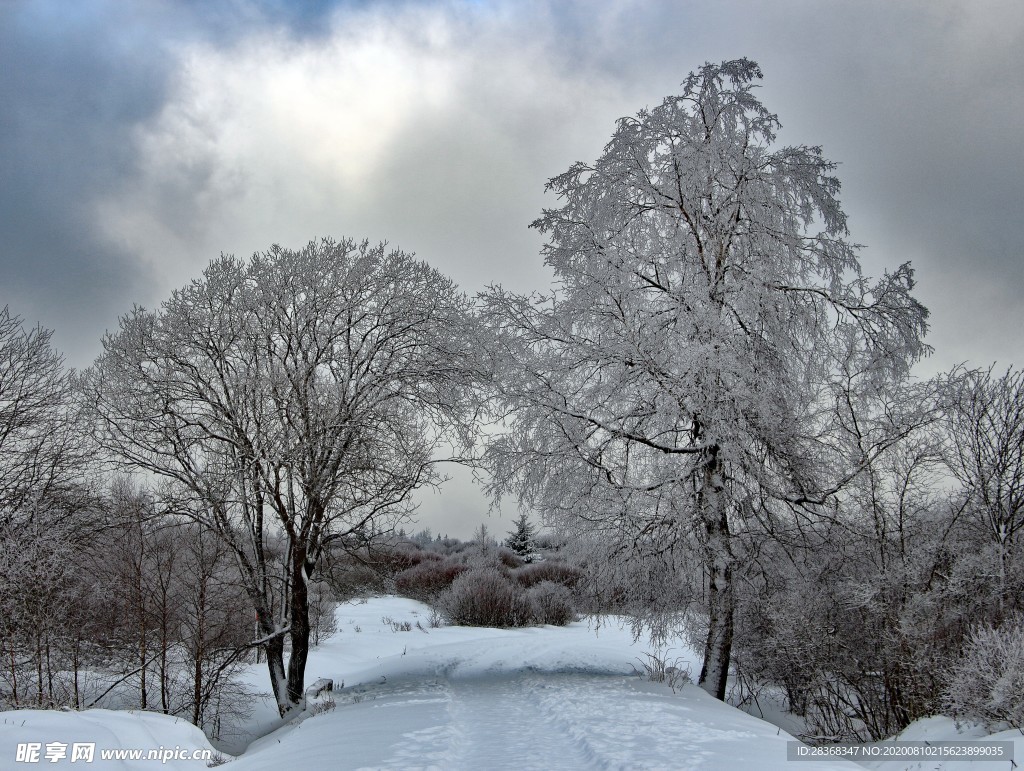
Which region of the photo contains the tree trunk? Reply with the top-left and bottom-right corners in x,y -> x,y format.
699,548 -> 735,700
138,624 -> 148,709
697,448 -> 735,701
241,548 -> 294,716
265,633 -> 290,717
45,638 -> 54,704
193,653 -> 203,726
192,579 -> 206,726
72,640 -> 80,708
9,644 -> 18,704
159,615 -> 170,713
285,546 -> 311,709
35,632 -> 43,706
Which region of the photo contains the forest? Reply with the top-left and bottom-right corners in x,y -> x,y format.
2,58 -> 1022,750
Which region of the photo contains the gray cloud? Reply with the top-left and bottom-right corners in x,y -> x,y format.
0,0 -> 352,365
0,1 -> 176,364
3,0 -> 1022,534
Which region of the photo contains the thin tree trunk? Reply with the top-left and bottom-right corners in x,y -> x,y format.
35,632 -> 43,706
192,578 -> 206,726
697,448 -> 735,701
139,625 -> 148,709
72,641 -> 80,709
192,652 -> 203,726
9,644 -> 18,704
45,638 -> 54,704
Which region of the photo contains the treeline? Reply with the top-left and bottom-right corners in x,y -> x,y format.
1,475 -> 257,734
729,368 -> 1024,740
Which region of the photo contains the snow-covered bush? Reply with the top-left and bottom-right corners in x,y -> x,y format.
527,581 -> 576,626
436,568 -> 534,628
943,617 -> 1024,730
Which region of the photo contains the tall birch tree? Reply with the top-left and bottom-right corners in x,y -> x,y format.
483,59 -> 929,700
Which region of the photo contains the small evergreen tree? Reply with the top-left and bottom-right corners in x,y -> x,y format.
505,513 -> 537,561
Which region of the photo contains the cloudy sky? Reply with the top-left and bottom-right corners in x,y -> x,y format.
3,0 -> 1022,537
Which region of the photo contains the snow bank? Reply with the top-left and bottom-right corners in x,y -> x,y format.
0,708 -> 223,769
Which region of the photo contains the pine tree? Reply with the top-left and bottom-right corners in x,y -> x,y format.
505,513 -> 537,560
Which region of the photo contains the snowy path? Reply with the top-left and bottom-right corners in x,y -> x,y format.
443,674 -> 595,769
234,670 -> 858,770
438,672 -> 760,769
218,597 -> 864,770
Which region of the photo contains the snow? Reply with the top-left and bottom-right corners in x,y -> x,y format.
2,596 -> 1010,770
225,596 -> 855,770
0,708 -> 219,768
858,716 -> 1024,771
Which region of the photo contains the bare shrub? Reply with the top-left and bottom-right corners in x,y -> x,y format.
393,559 -> 467,601
514,560 -> 582,589
436,568 -> 535,628
372,544 -> 442,574
943,617 -> 1024,730
527,581 -> 576,626
309,580 -> 338,646
323,551 -> 389,599
497,547 -> 525,569
634,651 -> 691,693
381,616 -> 413,632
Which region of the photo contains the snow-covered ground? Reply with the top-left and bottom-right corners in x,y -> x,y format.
2,596 -> 1020,770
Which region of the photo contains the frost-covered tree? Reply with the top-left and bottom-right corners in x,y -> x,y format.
943,617 -> 1024,731
0,306 -> 84,518
84,238 -> 477,715
732,381 -> 959,740
483,59 -> 929,700
0,515 -> 76,707
0,308 -> 95,708
943,365 -> 1024,615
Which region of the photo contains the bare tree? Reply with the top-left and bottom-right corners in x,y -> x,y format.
0,306 -> 83,518
482,59 -> 929,699
84,238 -> 477,715
0,307 -> 96,709
174,523 -> 251,730
944,365 -> 1024,615
0,515 -> 76,707
732,380 -> 959,741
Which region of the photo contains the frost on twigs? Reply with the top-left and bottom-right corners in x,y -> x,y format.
943,617 -> 1024,731
633,651 -> 692,693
